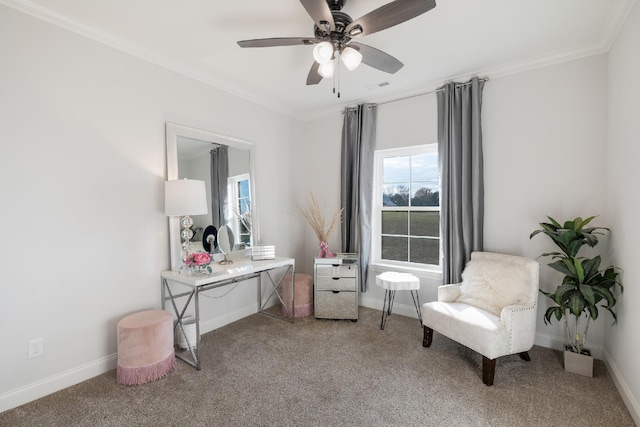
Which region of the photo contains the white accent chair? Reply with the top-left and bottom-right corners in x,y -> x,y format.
421,251 -> 539,386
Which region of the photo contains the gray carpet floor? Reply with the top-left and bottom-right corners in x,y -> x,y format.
1,306 -> 635,426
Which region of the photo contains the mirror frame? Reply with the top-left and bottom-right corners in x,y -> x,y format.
166,122 -> 259,271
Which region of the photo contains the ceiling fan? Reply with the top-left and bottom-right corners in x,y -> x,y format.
237,0 -> 437,91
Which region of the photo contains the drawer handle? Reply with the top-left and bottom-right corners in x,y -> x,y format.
332,290 -> 340,294
332,277 -> 340,280
332,264 -> 340,267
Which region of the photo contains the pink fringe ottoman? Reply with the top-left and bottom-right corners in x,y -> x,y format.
281,273 -> 314,317
116,310 -> 176,385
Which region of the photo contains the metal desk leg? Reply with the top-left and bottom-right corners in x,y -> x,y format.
162,278 -> 201,369
259,264 -> 295,323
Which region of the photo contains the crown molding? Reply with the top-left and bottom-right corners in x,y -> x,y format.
0,0 -> 298,120
2,0 -> 636,123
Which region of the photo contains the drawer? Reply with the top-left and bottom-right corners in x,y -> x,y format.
315,264 -> 357,278
315,276 -> 356,292
315,290 -> 358,320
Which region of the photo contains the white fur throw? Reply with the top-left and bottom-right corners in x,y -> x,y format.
455,259 -> 532,316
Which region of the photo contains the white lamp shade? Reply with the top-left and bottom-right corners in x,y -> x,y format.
313,41 -> 334,64
341,46 -> 363,71
318,61 -> 335,78
165,179 -> 208,216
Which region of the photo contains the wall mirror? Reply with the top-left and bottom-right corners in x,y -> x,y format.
166,122 -> 258,271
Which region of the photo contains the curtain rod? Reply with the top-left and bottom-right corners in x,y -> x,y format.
343,77 -> 489,112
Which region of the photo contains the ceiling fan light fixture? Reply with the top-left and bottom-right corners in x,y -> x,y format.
318,61 -> 335,79
348,25 -> 363,37
313,41 -> 334,64
341,46 -> 363,71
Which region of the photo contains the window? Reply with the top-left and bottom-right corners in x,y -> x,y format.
228,173 -> 251,245
372,145 -> 440,268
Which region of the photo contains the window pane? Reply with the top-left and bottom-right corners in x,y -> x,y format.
383,156 -> 410,182
410,237 -> 439,264
383,184 -> 409,207
238,180 -> 250,198
411,153 -> 439,182
411,184 -> 439,206
382,236 -> 408,262
410,211 -> 440,237
382,211 -> 407,235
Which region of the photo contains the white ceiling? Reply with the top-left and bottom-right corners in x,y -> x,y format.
3,0 -> 636,120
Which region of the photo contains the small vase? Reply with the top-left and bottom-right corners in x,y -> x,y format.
317,241 -> 336,258
194,265 -> 211,275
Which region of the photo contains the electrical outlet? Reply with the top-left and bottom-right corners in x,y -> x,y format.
28,338 -> 44,359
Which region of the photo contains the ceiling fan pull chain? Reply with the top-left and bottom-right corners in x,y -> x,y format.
332,58 -> 336,95
337,55 -> 341,98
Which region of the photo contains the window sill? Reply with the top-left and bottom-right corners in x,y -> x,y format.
368,262 -> 443,281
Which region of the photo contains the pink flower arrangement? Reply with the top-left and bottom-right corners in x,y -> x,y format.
185,252 -> 212,273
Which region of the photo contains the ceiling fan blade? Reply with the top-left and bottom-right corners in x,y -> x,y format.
345,0 -> 436,38
238,37 -> 317,48
299,0 -> 335,32
306,62 -> 323,85
349,42 -> 404,74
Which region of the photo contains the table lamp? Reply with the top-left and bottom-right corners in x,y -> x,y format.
165,179 -> 208,270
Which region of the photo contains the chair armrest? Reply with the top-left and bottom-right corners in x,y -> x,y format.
438,284 -> 461,302
501,302 -> 537,354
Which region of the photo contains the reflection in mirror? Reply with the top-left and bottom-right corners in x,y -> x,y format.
166,123 -> 258,271
217,225 -> 234,265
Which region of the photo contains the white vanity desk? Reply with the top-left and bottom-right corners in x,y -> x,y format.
161,256 -> 295,369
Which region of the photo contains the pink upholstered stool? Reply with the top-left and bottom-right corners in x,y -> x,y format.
116,310 -> 176,385
281,273 -> 314,317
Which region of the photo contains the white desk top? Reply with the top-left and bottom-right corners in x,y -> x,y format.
161,256 -> 295,287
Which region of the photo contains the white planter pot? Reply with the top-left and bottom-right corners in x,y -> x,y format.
176,316 -> 199,349
563,345 -> 593,377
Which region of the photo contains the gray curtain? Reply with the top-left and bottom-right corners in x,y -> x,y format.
341,103 -> 376,292
210,146 -> 229,228
438,77 -> 485,284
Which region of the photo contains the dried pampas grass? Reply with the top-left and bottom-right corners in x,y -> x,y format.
298,193 -> 343,243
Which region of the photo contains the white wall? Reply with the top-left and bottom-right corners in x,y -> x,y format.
0,6 -> 299,411
606,1 -> 640,424
483,54 -> 610,355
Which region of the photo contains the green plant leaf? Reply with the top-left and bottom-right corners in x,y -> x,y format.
554,283 -> 577,305
546,216 -> 562,228
581,256 -> 601,282
549,259 -> 574,276
573,258 -> 585,283
568,293 -> 585,317
580,284 -> 596,306
593,286 -> 616,309
543,306 -> 564,325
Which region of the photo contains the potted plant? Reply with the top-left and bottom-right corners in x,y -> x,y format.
530,216 -> 623,376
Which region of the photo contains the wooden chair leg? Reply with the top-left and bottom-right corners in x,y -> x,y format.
518,351 -> 531,362
482,356 -> 496,386
422,326 -> 433,347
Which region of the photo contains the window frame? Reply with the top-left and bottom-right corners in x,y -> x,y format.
371,144 -> 441,271
227,172 -> 251,245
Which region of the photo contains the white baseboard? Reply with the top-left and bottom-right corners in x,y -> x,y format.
199,304 -> 258,334
0,354 -> 118,413
0,303 -> 259,414
604,349 -> 640,426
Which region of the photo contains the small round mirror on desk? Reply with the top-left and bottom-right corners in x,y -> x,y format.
217,225 -> 234,265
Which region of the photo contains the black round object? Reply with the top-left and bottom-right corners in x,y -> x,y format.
202,225 -> 218,253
